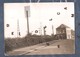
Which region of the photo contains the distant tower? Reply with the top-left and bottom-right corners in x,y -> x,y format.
40,22 -> 42,36
17,19 -> 21,38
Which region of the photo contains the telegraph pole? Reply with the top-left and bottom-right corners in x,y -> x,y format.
52,25 -> 54,36
25,6 -> 30,36
43,26 -> 47,36
26,11 -> 30,36
49,18 -> 54,36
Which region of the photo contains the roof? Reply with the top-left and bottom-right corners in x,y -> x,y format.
56,24 -> 70,29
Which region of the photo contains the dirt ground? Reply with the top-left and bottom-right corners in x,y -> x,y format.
5,39 -> 75,56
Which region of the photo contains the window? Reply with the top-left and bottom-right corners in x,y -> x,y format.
11,32 -> 14,35
63,30 -> 65,33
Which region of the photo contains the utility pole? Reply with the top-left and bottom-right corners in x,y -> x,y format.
43,26 -> 47,36
26,11 -> 30,36
52,25 -> 54,36
25,6 -> 30,36
49,18 -> 54,36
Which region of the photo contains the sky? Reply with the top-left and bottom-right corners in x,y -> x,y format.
4,3 -> 75,38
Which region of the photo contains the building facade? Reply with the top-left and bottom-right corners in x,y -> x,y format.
56,24 -> 74,39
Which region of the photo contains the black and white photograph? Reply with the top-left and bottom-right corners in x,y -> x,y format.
4,3 -> 75,56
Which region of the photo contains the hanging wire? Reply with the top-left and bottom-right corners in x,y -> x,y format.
37,0 -> 40,3
29,0 -> 40,3
30,0 -> 32,3
65,0 -> 67,2
60,0 -> 62,2
24,0 -> 75,3
60,0 -> 67,2
52,0 -> 54,2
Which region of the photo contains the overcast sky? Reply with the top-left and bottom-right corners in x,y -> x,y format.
4,3 -> 75,38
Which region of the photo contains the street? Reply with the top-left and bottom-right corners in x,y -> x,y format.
5,39 -> 75,56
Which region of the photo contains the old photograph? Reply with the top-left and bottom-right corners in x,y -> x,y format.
4,3 -> 75,56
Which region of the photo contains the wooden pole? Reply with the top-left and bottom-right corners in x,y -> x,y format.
26,11 -> 30,36
52,25 -> 54,36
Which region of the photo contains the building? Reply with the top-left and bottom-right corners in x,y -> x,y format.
56,24 -> 74,39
